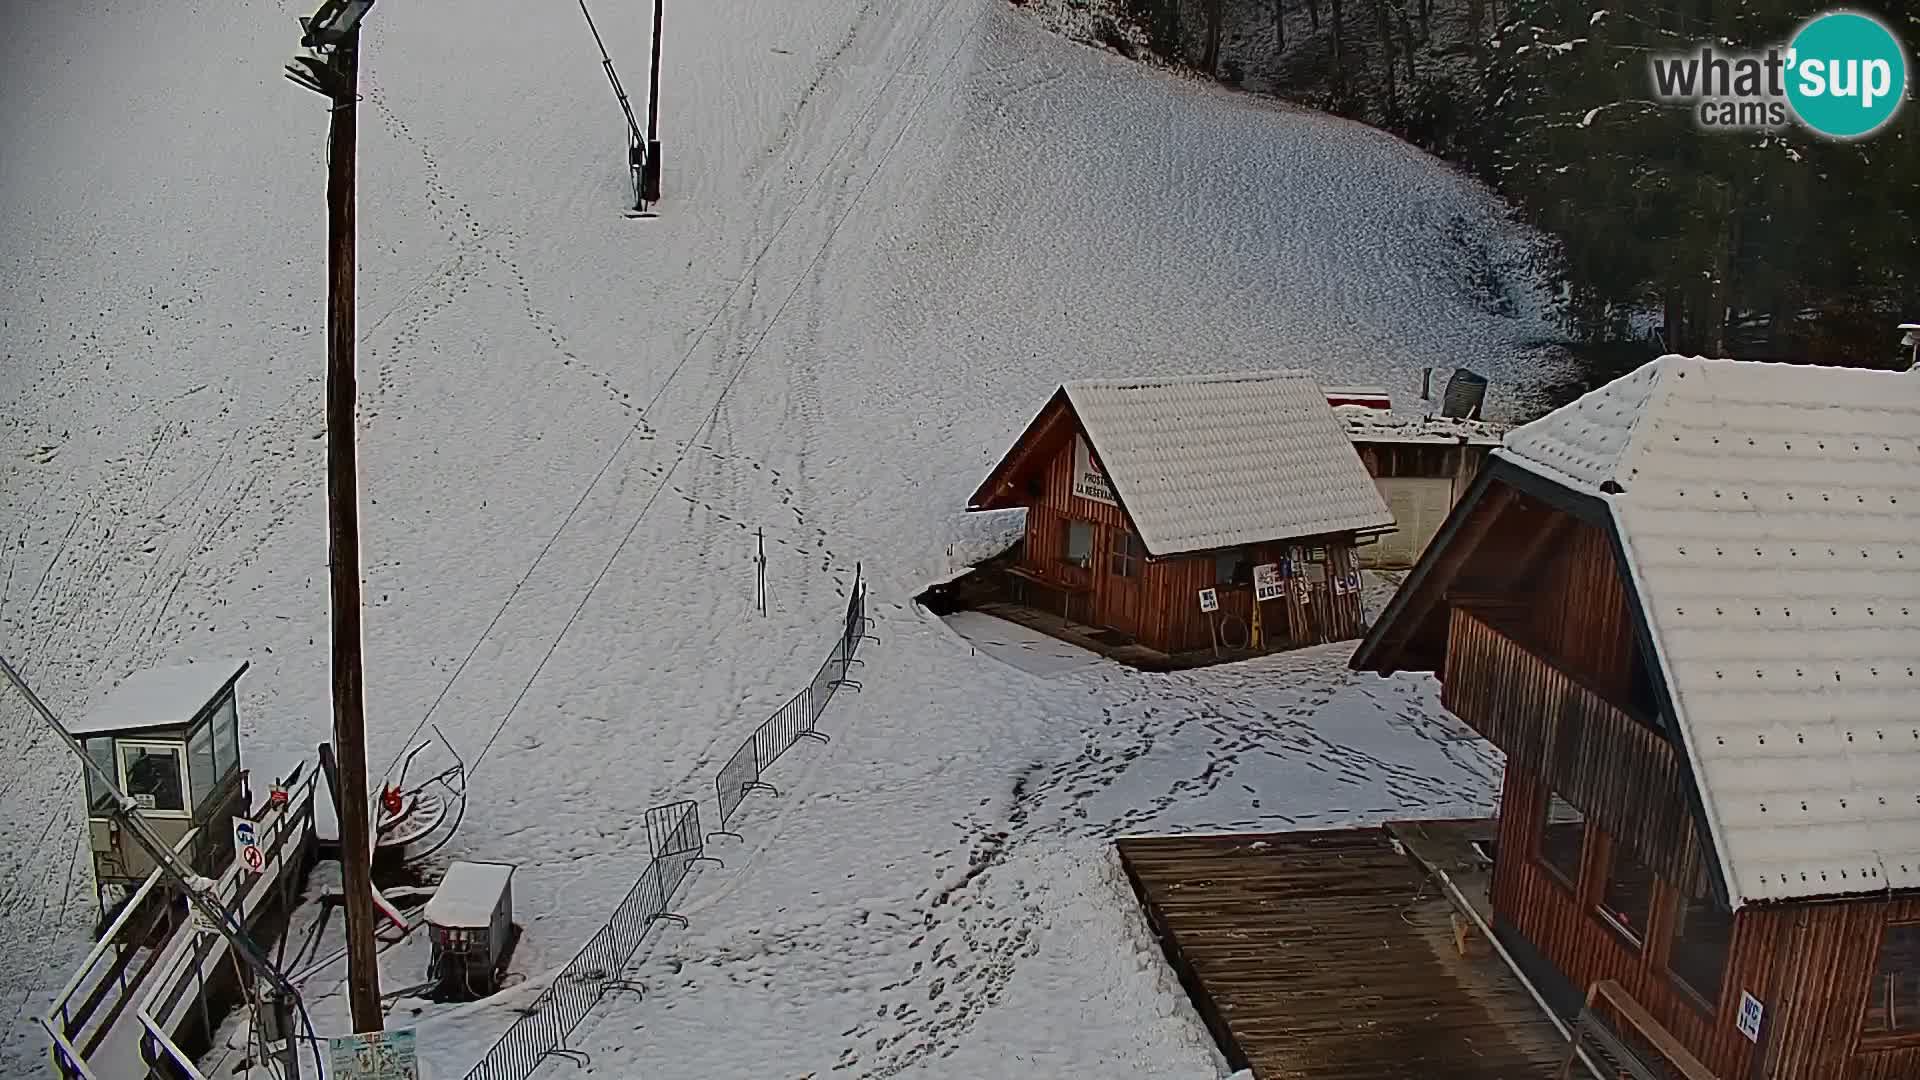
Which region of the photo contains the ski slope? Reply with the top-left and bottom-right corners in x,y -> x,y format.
1,0 -> 1557,1073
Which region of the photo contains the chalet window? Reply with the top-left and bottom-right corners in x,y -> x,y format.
1864,922 -> 1920,1036
1598,840 -> 1657,946
1668,871 -> 1734,1008
1538,791 -> 1585,888
1110,531 -> 1144,578
1064,521 -> 1093,566
1215,549 -> 1251,586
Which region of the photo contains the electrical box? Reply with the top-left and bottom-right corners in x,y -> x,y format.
424,860 -> 515,998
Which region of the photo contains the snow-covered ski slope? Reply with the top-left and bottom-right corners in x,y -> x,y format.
1,0 -> 1556,1072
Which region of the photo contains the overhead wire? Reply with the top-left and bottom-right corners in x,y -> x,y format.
462,0 -> 986,777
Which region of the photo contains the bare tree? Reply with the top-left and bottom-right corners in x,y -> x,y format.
1275,0 -> 1286,53
1203,0 -> 1225,76
1374,0 -> 1398,116
1330,0 -> 1345,95
1305,0 -> 1320,31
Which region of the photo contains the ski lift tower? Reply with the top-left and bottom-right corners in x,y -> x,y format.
70,659 -> 252,920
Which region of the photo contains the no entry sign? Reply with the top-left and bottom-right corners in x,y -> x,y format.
234,816 -> 263,874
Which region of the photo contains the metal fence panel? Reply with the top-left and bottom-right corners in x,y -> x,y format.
466,575 -> 871,1080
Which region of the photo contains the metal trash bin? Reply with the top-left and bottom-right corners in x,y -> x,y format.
424,861 -> 515,998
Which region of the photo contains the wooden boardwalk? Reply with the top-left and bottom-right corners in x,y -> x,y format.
1116,827 -> 1571,1080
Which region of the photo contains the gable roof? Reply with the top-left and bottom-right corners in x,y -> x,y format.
72,659 -> 250,736
971,371 -> 1394,556
1504,356 -> 1920,905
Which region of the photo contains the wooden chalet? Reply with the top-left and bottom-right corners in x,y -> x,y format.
1330,396 -> 1505,569
1352,356 -> 1920,1079
968,371 -> 1395,658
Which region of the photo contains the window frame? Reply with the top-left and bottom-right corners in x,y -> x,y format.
1063,521 -> 1094,568
1595,836 -> 1657,951
117,739 -> 191,818
1214,549 -> 1251,587
1109,530 -> 1143,579
1665,874 -> 1735,1014
1861,920 -> 1920,1043
1536,789 -> 1586,892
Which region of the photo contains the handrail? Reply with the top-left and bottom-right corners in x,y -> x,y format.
136,766 -> 318,1038
134,1007 -> 212,1080
1563,979 -> 1719,1080
37,1016 -> 103,1080
47,827 -> 201,1033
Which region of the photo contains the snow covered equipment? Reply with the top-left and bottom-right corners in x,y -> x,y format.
425,860 -> 516,998
373,723 -> 469,863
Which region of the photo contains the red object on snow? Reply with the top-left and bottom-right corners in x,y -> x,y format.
381,786 -> 404,816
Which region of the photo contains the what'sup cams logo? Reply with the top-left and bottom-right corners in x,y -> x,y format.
1650,10 -> 1909,138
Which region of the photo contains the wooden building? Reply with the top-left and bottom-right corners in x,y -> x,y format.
968,371 -> 1394,658
1352,356 -> 1920,1079
1332,400 -> 1504,569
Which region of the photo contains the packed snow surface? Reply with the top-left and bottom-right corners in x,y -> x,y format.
1,0 -> 1556,1073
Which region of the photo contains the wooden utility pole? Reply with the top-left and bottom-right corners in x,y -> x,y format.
325,28 -> 385,1035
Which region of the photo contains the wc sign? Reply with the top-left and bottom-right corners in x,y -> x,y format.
1649,10 -> 1908,139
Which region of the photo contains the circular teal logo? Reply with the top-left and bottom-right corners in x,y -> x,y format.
1785,11 -> 1909,139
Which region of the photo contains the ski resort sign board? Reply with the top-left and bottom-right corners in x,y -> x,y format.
329,1028 -> 419,1080
1072,436 -> 1116,506
1253,563 -> 1285,603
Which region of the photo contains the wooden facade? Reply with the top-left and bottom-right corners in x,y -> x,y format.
979,395 -> 1371,657
1355,460 -> 1920,1079
1351,437 -> 1492,569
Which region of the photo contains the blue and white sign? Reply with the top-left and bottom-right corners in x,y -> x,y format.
329,1028 -> 419,1080
233,816 -> 263,874
1737,990 -> 1764,1042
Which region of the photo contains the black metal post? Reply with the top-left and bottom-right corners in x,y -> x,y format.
643,0 -> 663,202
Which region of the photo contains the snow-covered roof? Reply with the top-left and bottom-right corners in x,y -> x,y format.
1336,404 -> 1505,446
70,660 -> 250,736
1498,355 -> 1920,905
1062,371 -> 1394,555
425,861 -> 516,928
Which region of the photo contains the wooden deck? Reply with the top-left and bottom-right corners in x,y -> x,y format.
1116,827 -> 1572,1080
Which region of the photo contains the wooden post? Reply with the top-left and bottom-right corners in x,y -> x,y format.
325,30 -> 385,1035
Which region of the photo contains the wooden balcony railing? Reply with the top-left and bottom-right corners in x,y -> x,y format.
1442,606 -> 1706,890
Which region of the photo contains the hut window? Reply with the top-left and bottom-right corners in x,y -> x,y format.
1538,791 -> 1585,888
212,695 -> 240,779
84,737 -> 117,812
119,743 -> 186,814
1109,531 -> 1144,578
1864,922 -> 1920,1035
189,719 -> 218,812
1215,550 -> 1251,586
1598,840 -> 1657,946
1668,871 -> 1734,1008
1064,522 -> 1093,567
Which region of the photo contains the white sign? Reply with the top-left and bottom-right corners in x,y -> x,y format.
190,900 -> 222,937
1252,563 -> 1284,603
1071,436 -> 1117,506
234,816 -> 263,875
329,1029 -> 419,1080
1737,990 -> 1764,1042
1197,588 -> 1219,613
